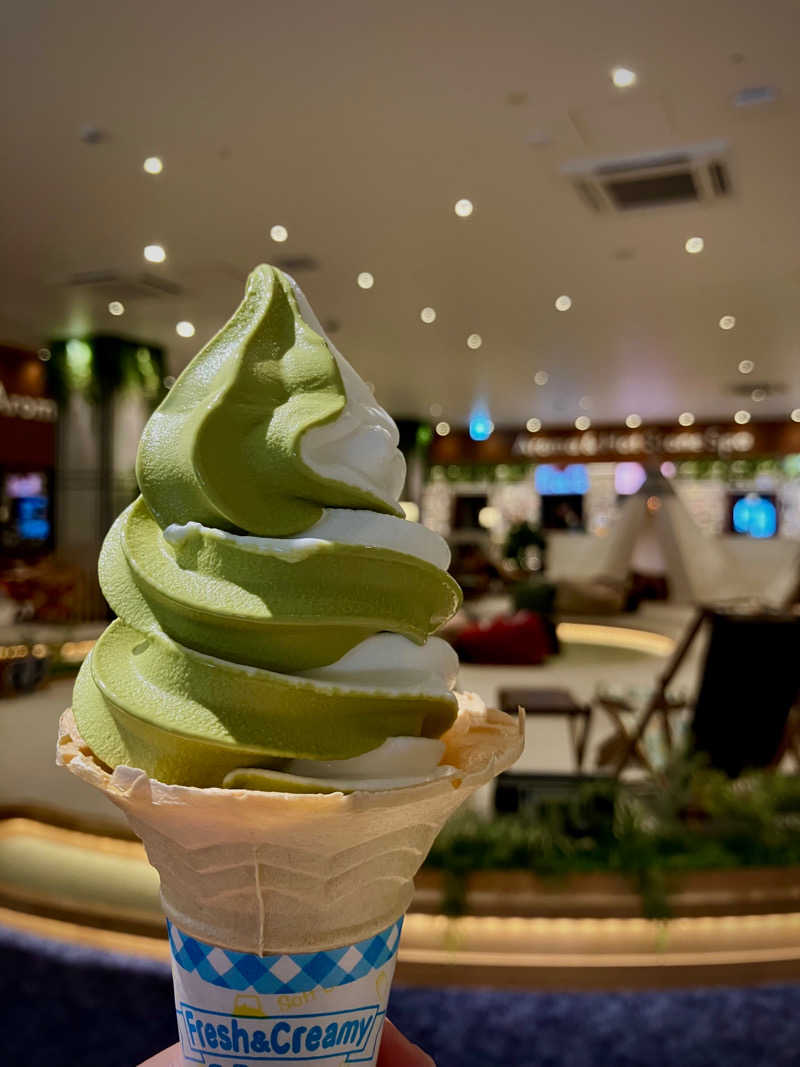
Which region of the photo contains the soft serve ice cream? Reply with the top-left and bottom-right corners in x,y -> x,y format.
72,264 -> 463,790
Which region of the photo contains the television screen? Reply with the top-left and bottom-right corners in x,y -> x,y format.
540,494 -> 585,531
1,470 -> 53,551
728,492 -> 779,539
535,464 -> 589,496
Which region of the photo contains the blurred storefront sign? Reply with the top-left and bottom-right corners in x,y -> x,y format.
0,346 -> 57,468
430,421 -> 800,465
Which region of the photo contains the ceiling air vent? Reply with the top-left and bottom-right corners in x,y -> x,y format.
564,140 -> 731,213
273,255 -> 319,273
65,270 -> 183,299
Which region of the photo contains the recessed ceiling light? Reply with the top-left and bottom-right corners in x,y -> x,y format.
429,402 -> 443,417
357,272 -> 374,289
37,348 -> 51,362
143,157 -> 163,175
176,321 -> 195,338
751,387 -> 766,402
611,67 -> 637,88
685,236 -> 704,254
466,333 -> 482,349
144,244 -> 166,263
791,409 -> 800,423
435,421 -> 451,436
554,294 -> 572,311
420,307 -> 436,324
734,409 -> 751,424
454,198 -> 473,217
108,301 -> 125,316
625,413 -> 642,429
719,315 -> 736,330
678,412 -> 695,427
575,415 -> 591,431
270,225 -> 288,242
534,370 -> 549,386
526,417 -> 542,433
738,359 -> 754,374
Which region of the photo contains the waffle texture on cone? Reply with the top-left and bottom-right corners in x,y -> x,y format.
58,694 -> 522,954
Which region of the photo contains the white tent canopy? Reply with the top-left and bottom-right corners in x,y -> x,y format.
547,478 -> 799,607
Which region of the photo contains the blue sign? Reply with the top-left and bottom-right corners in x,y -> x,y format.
535,464 -> 589,496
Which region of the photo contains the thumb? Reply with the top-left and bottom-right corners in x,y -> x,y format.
378,1019 -> 435,1065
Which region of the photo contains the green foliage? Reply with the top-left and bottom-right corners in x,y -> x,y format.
46,335 -> 167,407
503,521 -> 547,563
426,761 -> 800,918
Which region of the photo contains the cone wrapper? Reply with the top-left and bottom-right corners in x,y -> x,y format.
57,693 -> 523,956
167,916 -> 403,1065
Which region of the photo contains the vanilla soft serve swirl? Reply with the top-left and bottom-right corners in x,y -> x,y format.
72,266 -> 462,788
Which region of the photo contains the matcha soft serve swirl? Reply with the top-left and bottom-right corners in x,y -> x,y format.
73,265 -> 462,789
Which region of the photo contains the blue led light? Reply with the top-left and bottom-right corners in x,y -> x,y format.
469,407 -> 493,441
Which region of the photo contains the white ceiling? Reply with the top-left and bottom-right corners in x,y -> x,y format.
2,0 -> 800,427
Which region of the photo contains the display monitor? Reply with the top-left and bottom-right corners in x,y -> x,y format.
728,492 -> 779,539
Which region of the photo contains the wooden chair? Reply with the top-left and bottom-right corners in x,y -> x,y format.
499,687 -> 593,771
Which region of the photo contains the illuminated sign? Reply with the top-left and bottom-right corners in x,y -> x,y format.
513,427 -> 754,459
534,464 -> 589,495
0,382 -> 57,422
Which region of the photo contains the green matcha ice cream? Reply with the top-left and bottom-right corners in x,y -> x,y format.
73,265 -> 463,789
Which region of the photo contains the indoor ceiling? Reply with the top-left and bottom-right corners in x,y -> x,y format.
2,0 -> 799,428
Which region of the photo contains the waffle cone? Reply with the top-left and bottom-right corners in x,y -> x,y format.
57,694 -> 522,954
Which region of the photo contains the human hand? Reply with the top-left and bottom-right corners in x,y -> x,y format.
138,1019 -> 434,1065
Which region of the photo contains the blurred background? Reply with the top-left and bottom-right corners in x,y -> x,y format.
2,1 -> 800,1064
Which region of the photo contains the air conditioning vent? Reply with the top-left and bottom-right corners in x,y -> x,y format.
563,140 -> 731,213
273,255 -> 319,273
65,270 -> 183,298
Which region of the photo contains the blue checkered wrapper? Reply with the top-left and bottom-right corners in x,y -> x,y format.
168,918 -> 403,995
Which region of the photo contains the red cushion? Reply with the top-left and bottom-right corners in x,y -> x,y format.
454,611 -> 550,665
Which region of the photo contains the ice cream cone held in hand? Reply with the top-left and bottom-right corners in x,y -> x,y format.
58,264 -> 523,1066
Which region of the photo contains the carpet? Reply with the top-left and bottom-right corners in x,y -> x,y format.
2,924 -> 799,1066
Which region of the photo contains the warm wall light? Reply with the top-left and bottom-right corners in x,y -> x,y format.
684,236 -> 704,254
144,244 -> 166,263
400,501 -> 420,522
454,198 -> 473,217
